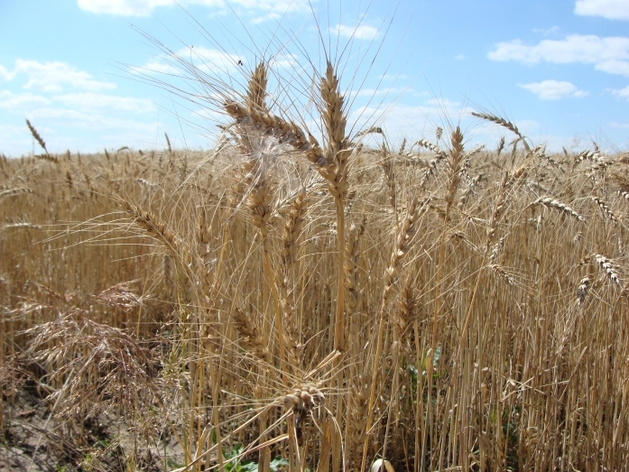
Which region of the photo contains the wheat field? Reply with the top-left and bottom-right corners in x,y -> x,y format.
2,35 -> 629,472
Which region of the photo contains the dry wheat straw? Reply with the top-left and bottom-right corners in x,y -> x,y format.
380,146 -> 397,225
362,196 -> 424,472
279,189 -> 307,367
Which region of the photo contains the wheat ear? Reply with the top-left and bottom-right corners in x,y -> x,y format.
472,112 -> 531,151
532,197 -> 586,223
26,119 -> 58,163
246,62 -> 268,112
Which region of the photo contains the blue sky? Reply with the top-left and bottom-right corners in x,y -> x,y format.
1,0 -> 629,157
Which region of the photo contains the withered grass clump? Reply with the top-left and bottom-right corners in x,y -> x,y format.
3,33 -> 629,472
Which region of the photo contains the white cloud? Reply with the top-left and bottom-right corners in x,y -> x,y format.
575,0 -> 629,20
31,107 -> 157,133
349,99 -> 475,141
0,125 -> 37,157
251,13 -> 281,24
595,59 -> 629,76
0,65 -> 16,82
138,47 -> 244,77
53,93 -> 156,113
611,85 -> 629,99
533,26 -> 561,37
136,47 -> 297,79
0,90 -> 51,110
178,46 -> 244,75
332,24 -> 380,41
77,0 -> 311,18
454,54 -> 465,61
78,0 -> 218,17
131,60 -> 181,76
488,34 -> 629,77
8,60 -> 116,92
348,87 -> 407,99
519,80 -> 588,100
268,53 -> 299,70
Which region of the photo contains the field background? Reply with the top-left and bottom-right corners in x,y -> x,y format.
2,102 -> 629,472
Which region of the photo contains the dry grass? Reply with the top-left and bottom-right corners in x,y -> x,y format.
3,17 -> 629,472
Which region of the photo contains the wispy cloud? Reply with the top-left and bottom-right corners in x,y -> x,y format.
78,0 -> 220,17
2,59 -> 116,92
130,60 -> 180,76
31,107 -> 158,133
53,93 -> 156,113
77,0 -> 312,19
488,34 -> 629,77
0,65 -> 16,82
135,47 -> 244,77
611,85 -> 629,100
532,26 -> 561,37
519,80 -> 588,100
574,0 -> 629,20
0,90 -> 51,110
349,99 -> 475,141
348,87 -> 407,99
331,24 -> 380,41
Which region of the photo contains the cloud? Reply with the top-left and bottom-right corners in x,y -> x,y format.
0,65 -> 16,82
176,46 -> 243,75
0,90 -> 51,110
137,47 -> 244,78
519,80 -> 588,100
454,54 -> 465,61
250,12 -> 281,24
130,60 -> 181,76
574,0 -> 629,20
78,0 -> 217,17
349,99 -> 476,141
21,109 -> 166,155
488,34 -> 629,77
348,87 -> 407,99
332,24 -> 380,40
532,26 -> 561,37
4,60 -> 116,92
53,93 -> 156,113
77,0 -> 312,18
611,85 -> 629,99
31,107 -> 158,133
136,47 -> 299,79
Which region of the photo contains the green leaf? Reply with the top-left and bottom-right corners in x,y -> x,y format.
240,462 -> 258,472
270,457 -> 289,471
433,346 -> 441,366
